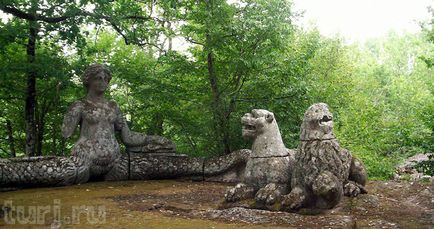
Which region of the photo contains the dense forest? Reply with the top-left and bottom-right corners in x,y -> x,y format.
0,0 -> 432,180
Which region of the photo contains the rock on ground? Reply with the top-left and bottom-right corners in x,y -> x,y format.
394,153 -> 433,182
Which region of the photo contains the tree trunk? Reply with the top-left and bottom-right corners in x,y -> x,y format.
6,120 -> 16,158
206,34 -> 231,154
25,20 -> 38,157
36,107 -> 46,156
60,138 -> 66,156
51,127 -> 57,156
166,20 -> 173,51
51,83 -> 61,156
205,0 -> 231,154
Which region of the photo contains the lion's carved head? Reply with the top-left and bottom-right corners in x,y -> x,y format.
241,109 -> 276,140
300,103 -> 335,141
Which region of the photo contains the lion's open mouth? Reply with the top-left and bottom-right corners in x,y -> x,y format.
241,112 -> 257,138
243,124 -> 256,131
319,115 -> 332,126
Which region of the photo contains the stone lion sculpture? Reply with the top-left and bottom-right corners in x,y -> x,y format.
225,109 -> 295,206
281,103 -> 367,210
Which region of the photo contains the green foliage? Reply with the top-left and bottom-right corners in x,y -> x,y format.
0,37 -> 79,157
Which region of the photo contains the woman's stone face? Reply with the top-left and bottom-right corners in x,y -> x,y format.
88,71 -> 110,94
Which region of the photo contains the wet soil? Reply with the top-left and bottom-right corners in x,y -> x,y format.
0,180 -> 432,228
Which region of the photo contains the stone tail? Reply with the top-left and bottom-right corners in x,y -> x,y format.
1,150 -> 250,189
0,156 -> 87,189
110,149 -> 250,182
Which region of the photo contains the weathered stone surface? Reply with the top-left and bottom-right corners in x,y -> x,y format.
129,150 -> 250,182
299,103 -> 335,141
0,156 -> 83,187
0,149 -> 250,189
281,103 -> 367,210
225,183 -> 256,202
225,109 -> 295,206
349,157 -> 368,186
241,109 -> 288,157
204,149 -> 250,182
244,152 -> 293,188
104,153 -> 130,181
125,135 -> 176,154
129,153 -> 203,180
61,64 -> 177,182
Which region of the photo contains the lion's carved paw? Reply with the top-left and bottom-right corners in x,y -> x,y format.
224,183 -> 255,202
255,183 -> 286,205
281,187 -> 306,210
344,181 -> 367,197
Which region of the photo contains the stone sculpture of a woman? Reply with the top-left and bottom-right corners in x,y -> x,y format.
62,64 -> 175,181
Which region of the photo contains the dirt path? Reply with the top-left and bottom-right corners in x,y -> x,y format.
0,180 -> 432,228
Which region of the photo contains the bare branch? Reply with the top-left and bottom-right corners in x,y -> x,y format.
124,15 -> 165,23
137,40 -> 166,54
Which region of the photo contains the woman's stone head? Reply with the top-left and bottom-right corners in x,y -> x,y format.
83,64 -> 112,94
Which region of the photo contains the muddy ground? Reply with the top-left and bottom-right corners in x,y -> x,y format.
0,180 -> 433,228
110,180 -> 433,228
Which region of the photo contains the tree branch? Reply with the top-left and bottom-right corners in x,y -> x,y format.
185,36 -> 204,46
0,5 -> 82,23
1,4 -> 168,51
0,5 -> 35,20
107,20 -> 130,45
0,5 -> 165,24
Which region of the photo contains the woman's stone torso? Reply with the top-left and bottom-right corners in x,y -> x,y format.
71,99 -> 121,173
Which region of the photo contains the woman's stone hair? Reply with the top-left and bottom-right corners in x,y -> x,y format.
82,63 -> 112,90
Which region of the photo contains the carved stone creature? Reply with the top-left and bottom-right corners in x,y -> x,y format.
0,64 -> 248,189
281,103 -> 367,210
225,109 -> 295,206
0,150 -> 250,188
